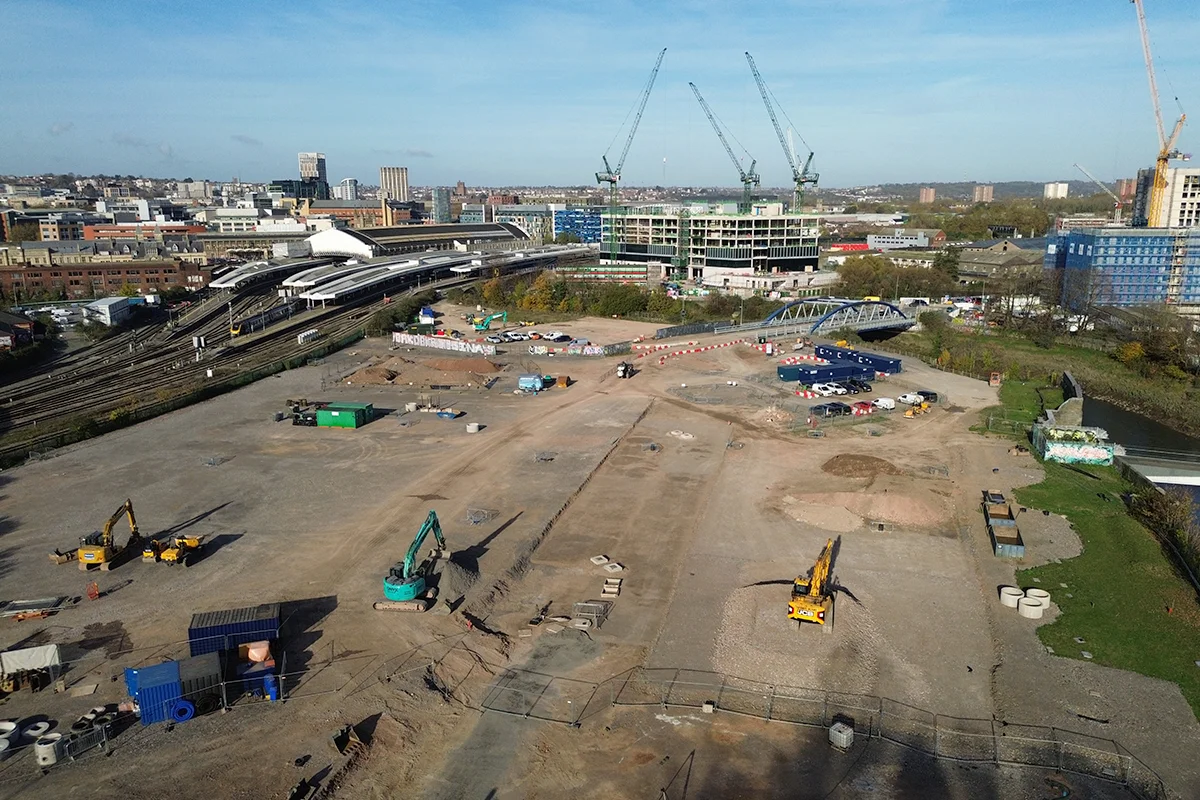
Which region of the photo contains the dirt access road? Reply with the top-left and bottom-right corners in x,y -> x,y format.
0,325 -> 1193,799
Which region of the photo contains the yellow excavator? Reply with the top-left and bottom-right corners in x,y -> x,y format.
904,402 -> 931,419
789,538 -> 835,630
143,534 -> 205,566
77,499 -> 142,571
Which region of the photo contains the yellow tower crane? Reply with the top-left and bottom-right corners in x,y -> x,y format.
1132,0 -> 1188,227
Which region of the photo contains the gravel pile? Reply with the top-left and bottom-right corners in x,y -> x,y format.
711,583 -> 884,696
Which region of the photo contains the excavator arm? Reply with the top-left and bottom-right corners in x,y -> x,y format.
95,498 -> 139,548
401,511 -> 446,580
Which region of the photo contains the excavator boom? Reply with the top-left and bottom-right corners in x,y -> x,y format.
78,498 -> 140,570
381,510 -> 449,606
789,538 -> 834,627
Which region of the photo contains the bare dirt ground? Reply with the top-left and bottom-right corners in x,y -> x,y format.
0,325 -> 1194,799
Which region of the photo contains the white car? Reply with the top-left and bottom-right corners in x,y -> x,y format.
812,383 -> 842,396
485,335 -> 504,344
871,397 -> 896,410
897,393 -> 924,405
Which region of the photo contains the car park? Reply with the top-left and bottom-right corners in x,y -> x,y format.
871,397 -> 896,410
897,393 -> 924,405
917,390 -> 939,403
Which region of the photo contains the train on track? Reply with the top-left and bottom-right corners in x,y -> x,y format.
230,300 -> 300,336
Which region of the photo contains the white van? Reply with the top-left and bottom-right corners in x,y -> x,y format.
871,397 -> 896,410
897,393 -> 924,405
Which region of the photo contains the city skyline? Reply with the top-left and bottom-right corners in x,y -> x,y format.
1,1 -> 1197,187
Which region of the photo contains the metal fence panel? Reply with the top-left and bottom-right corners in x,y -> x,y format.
654,322 -> 716,340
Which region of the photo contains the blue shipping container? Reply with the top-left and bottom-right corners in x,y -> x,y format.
126,653 -> 223,726
188,603 -> 280,657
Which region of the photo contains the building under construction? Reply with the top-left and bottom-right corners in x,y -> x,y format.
601,202 -> 820,282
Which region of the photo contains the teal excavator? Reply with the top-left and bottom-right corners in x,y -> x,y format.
374,511 -> 449,612
473,311 -> 507,331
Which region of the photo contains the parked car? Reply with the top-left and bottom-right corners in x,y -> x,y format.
812,383 -> 839,396
897,393 -> 924,405
485,335 -> 504,344
917,390 -> 939,403
872,397 -> 896,410
527,330 -> 542,339
510,331 -> 530,341
847,378 -> 873,393
551,334 -> 572,343
852,401 -> 873,413
828,402 -> 853,416
833,382 -> 859,395
808,403 -> 834,418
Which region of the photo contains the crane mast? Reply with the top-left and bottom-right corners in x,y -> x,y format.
745,51 -> 818,211
1073,163 -> 1124,223
597,48 -> 666,261
1132,0 -> 1187,226
689,82 -> 760,213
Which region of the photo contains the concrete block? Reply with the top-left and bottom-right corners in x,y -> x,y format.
590,555 -> 610,565
518,628 -> 532,638
702,701 -> 716,714
604,578 -> 623,587
572,618 -> 593,630
544,624 -> 563,634
602,563 -> 624,573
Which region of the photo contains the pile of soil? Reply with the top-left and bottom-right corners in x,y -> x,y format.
439,557 -> 479,600
821,454 -> 902,478
424,357 -> 502,373
344,365 -> 398,385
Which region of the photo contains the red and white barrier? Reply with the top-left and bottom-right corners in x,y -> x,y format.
852,405 -> 875,416
632,340 -> 698,352
657,339 -> 746,365
794,389 -> 819,398
778,355 -> 830,366
744,340 -> 776,353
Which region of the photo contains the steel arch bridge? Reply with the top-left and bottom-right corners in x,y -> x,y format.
752,297 -> 916,335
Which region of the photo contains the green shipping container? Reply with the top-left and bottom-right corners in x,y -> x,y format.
316,408 -> 365,428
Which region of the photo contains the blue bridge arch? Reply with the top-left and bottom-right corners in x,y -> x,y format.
756,297 -> 916,335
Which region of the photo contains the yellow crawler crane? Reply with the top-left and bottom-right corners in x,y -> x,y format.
789,538 -> 835,629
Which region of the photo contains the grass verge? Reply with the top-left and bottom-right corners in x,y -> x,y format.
987,383 -> 1200,717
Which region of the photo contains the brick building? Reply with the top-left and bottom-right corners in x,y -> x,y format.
0,260 -> 209,301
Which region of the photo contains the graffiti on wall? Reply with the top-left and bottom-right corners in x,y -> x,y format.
392,332 -> 498,356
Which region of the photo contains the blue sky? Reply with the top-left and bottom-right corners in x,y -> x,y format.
1,0 -> 1197,188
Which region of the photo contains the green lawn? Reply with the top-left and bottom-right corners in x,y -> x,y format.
981,384 -> 1200,717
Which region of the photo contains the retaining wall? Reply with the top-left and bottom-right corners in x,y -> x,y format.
392,332 -> 498,355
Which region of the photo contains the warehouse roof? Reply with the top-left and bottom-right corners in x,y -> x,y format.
307,223 -> 527,259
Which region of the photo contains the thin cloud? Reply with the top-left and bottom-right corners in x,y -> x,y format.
48,121 -> 74,136
371,147 -> 435,158
231,134 -> 263,147
113,133 -> 151,148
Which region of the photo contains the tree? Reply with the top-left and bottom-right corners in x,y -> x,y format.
553,231 -> 582,245
1116,341 -> 1145,365
481,277 -> 507,307
6,222 -> 39,243
932,248 -> 960,282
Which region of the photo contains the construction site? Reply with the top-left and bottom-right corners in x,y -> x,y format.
0,305 -> 1196,800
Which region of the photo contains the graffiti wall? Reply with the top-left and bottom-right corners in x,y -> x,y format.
392,332 -> 498,356
1032,423 -> 1115,466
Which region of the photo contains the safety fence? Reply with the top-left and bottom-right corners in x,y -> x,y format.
654,321 -> 716,340
391,332 -> 497,355
606,668 -> 1170,800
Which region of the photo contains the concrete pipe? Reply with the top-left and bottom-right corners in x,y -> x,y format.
1018,597 -> 1045,619
34,733 -> 62,766
999,587 -> 1023,608
405,402 -> 418,413
0,721 -> 16,740
1025,588 -> 1051,605
0,737 -> 10,762
21,722 -> 50,742
466,422 -> 481,434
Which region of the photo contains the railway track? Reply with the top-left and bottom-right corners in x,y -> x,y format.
0,273 -> 477,463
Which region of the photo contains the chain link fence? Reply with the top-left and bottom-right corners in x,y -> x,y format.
606,668 -> 1170,800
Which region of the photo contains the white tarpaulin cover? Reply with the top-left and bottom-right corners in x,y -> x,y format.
0,644 -> 61,675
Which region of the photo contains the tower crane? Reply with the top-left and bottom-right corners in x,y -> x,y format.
596,48 -> 667,261
689,82 -> 760,213
1073,163 -> 1125,223
745,51 -> 818,211
1132,0 -> 1188,227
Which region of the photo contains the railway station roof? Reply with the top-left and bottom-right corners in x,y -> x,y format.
306,223 -> 527,259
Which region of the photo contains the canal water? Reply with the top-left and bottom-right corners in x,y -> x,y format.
1082,396 -> 1200,504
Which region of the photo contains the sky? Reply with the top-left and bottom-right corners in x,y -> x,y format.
1,0 -> 1198,189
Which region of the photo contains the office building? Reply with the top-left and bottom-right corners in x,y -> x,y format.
38,212 -> 111,241
334,178 -> 359,201
433,187 -> 452,223
298,152 -> 327,183
866,228 -> 947,250
380,167 -> 410,202
973,185 -> 994,203
1158,167 -> 1200,229
1045,226 -> 1200,314
918,187 -> 936,204
1044,182 -> 1069,200
601,203 -> 820,282
267,178 -> 330,201
494,205 -> 551,244
459,204 -> 493,224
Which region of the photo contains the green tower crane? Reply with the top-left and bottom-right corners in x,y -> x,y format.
596,48 -> 667,262
689,82 -> 760,214
745,51 -> 818,211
